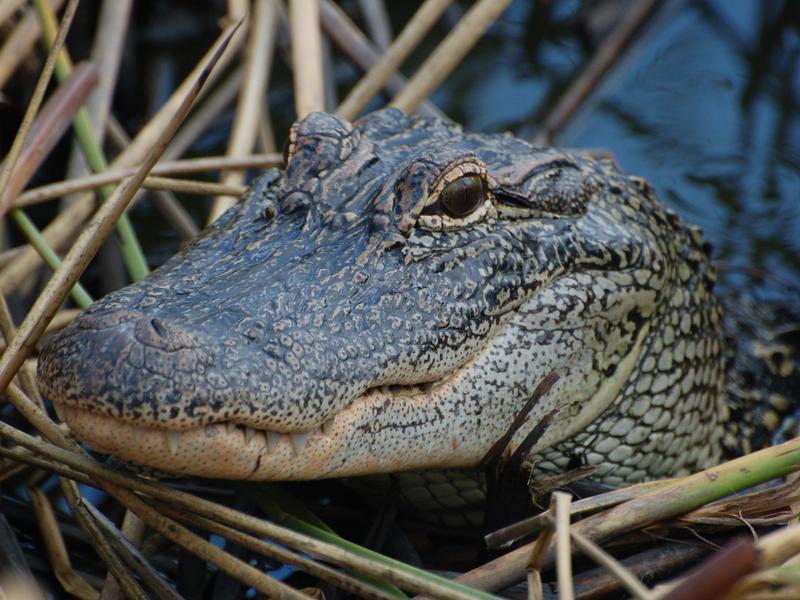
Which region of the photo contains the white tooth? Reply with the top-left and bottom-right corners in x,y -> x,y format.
322,416 -> 335,435
132,427 -> 145,441
245,427 -> 255,444
227,422 -> 237,433
290,432 -> 310,455
53,403 -> 66,421
167,432 -> 180,455
266,431 -> 281,452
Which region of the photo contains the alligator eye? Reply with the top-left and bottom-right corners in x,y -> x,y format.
440,175 -> 486,218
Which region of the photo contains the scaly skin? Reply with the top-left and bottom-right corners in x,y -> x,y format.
39,109 -> 747,485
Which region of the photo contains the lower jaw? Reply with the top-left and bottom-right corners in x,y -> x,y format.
53,396 -> 483,480
54,403 -> 353,480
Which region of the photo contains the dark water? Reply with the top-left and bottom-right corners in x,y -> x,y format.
435,0 -> 799,289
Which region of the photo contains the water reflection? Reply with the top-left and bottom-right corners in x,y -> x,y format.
445,0 -> 800,286
570,0 -> 799,283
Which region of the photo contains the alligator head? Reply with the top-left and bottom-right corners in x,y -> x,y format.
37,109 -> 726,482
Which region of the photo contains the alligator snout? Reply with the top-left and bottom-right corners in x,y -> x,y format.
38,309 -> 220,426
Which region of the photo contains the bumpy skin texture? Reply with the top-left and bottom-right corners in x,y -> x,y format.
40,109 -> 740,484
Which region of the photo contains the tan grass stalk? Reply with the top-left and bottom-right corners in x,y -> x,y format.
29,487 -> 99,599
337,0 -> 452,121
290,0 -> 325,116
209,0 -> 278,222
0,0 -> 65,88
0,0 -> 80,213
12,154 -> 281,208
389,0 -> 513,114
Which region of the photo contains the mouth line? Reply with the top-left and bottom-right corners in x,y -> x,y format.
51,377 -> 449,459
48,319 -> 506,476
53,402 -> 335,457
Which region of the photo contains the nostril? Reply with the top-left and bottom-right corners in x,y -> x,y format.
134,316 -> 197,351
150,318 -> 167,338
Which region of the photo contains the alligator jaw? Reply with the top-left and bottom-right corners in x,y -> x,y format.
53,379 -> 488,479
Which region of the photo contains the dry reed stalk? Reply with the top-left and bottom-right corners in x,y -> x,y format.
357,0 -> 392,50
0,417 -> 498,600
98,509 -> 148,600
209,0 -> 278,222
566,524 -> 653,599
554,492 -> 575,600
458,436 -> 800,592
0,0 -> 65,88
28,487 -> 99,599
336,0 -> 452,121
0,0 -> 80,214
0,0 -> 28,25
83,503 -> 179,600
62,0 -> 132,184
290,0 -> 325,116
526,494 -> 557,600
156,502 -> 397,600
0,16 -> 238,418
319,0 -> 447,120
0,23 -> 303,597
163,66 -> 245,160
103,115 -> 200,242
13,153 -> 281,208
485,478 -> 675,549
389,0 -> 512,114
0,18 -> 246,295
1,62 -> 98,217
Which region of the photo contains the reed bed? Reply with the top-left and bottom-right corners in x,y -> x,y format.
0,2 -> 798,598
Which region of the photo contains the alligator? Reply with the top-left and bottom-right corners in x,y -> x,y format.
37,109 -> 799,502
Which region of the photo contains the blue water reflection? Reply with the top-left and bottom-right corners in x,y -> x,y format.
445,0 -> 799,286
